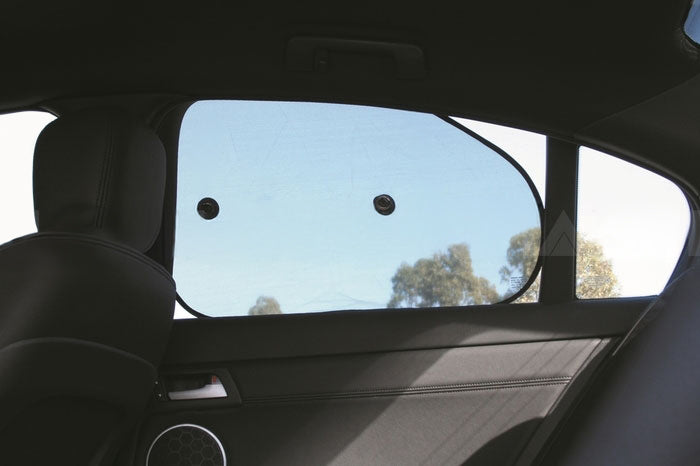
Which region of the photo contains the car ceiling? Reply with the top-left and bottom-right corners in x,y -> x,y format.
2,0 -> 700,194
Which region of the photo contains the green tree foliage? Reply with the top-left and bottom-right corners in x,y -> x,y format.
499,227 -> 620,303
499,228 -> 541,303
387,243 -> 500,308
248,296 -> 282,315
388,228 -> 620,307
576,236 -> 620,299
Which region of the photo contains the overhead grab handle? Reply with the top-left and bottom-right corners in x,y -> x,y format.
286,36 -> 426,79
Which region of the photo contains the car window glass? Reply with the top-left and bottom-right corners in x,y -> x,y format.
454,118 -> 546,203
175,101 -> 543,317
577,146 -> 690,298
685,0 -> 700,44
453,118 -> 546,303
0,111 -> 55,245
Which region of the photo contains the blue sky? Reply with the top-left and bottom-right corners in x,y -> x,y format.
175,101 -> 540,316
685,0 -> 700,43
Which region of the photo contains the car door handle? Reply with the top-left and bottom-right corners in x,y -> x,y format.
155,369 -> 242,406
167,376 -> 228,400
286,36 -> 426,79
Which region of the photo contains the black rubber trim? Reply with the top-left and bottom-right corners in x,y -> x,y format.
176,293 -> 209,319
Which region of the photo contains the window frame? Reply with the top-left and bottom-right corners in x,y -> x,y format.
152,100 -> 697,318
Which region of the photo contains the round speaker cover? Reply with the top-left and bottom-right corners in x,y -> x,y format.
147,424 -> 226,466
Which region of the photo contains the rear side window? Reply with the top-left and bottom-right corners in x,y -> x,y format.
175,101 -> 543,317
576,147 -> 690,298
0,111 -> 55,244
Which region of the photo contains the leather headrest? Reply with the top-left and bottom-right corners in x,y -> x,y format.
33,108 -> 166,252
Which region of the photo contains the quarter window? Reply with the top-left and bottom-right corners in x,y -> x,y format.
576,146 -> 690,298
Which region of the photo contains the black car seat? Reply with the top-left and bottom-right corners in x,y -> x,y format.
0,108 -> 176,465
538,263 -> 700,465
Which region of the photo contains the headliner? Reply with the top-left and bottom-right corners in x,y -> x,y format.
2,0 -> 700,193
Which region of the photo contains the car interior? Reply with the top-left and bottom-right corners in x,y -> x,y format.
2,1 -> 700,465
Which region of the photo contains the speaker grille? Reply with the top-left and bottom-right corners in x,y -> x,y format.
146,424 -> 226,466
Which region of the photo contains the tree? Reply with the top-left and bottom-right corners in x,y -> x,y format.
499,228 -> 541,302
576,236 -> 620,298
388,228 -> 620,308
387,243 -> 500,308
248,296 -> 282,315
499,227 -> 620,302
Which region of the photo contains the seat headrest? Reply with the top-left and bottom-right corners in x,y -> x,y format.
33,108 -> 166,252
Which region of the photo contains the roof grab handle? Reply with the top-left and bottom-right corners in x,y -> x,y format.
286,36 -> 426,79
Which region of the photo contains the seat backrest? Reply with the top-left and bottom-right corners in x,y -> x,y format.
539,264 -> 700,466
0,108 -> 176,466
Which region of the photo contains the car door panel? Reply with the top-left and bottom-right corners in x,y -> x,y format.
163,298 -> 647,363
128,298 -> 646,466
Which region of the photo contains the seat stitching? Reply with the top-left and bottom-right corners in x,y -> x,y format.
96,121 -> 115,228
244,376 -> 572,404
